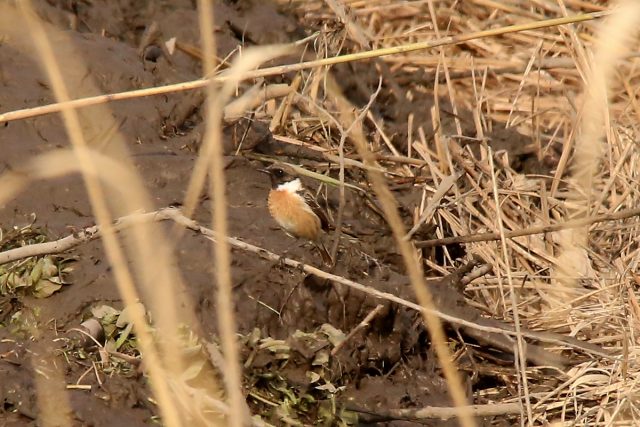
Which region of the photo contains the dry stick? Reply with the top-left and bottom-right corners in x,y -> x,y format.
550,105 -> 582,197
269,75 -> 301,132
331,304 -> 385,356
18,4 -> 182,427
460,264 -> 493,286
0,207 -> 612,358
351,402 -> 522,421
196,2 -> 246,426
224,83 -> 292,121
0,11 -> 610,124
168,210 -> 544,342
415,206 -> 640,248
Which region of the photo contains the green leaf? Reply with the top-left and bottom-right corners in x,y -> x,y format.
33,279 -> 62,298
115,322 -> 134,350
40,257 -> 58,279
29,258 -> 44,284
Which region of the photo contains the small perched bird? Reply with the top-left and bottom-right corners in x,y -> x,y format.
260,163 -> 332,264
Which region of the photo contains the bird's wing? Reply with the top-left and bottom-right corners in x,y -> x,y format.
299,189 -> 331,231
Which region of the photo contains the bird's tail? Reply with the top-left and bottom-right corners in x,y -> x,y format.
316,241 -> 333,266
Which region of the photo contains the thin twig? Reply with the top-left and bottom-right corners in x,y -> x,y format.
415,206 -> 640,248
331,304 -> 385,356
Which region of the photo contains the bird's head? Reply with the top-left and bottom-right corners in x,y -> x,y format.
259,163 -> 299,189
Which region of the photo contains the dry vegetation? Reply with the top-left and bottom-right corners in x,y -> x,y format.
1,0 -> 640,426
269,1 -> 640,423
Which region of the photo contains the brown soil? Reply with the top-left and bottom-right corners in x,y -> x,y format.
0,1 -> 548,426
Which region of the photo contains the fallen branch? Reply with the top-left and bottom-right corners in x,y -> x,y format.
0,208 -> 612,361
416,206 -> 640,248
0,212 -> 155,265
350,402 -> 522,422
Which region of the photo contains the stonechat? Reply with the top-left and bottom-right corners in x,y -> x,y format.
260,163 -> 332,264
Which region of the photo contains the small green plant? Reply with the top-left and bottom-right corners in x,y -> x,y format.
0,222 -> 74,299
244,327 -> 357,426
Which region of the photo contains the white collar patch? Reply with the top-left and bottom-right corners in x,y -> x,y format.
277,178 -> 303,193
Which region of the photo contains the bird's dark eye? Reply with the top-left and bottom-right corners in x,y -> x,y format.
274,168 -> 284,177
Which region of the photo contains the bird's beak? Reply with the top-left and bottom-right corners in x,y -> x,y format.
257,168 -> 271,175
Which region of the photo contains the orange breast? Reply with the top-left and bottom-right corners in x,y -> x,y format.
268,190 -> 321,241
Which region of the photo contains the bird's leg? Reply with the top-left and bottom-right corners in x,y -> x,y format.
268,232 -> 299,269
293,258 -> 306,275
314,241 -> 333,267
278,248 -> 292,268
266,248 -> 290,271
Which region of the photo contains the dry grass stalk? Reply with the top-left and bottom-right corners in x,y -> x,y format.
196,1 -> 245,425
488,149 -> 531,422
16,3 -> 183,426
0,11 -> 609,125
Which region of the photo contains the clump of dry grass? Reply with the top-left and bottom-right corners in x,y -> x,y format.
273,0 -> 640,424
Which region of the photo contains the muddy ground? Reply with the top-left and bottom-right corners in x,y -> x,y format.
0,1 -> 552,426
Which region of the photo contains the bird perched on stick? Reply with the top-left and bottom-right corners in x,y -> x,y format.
259,163 -> 332,264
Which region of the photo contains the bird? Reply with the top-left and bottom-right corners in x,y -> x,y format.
259,163 -> 332,264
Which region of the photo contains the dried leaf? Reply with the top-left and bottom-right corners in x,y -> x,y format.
306,371 -> 321,384
312,350 -> 329,366
320,324 -> 346,347
315,382 -> 338,393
